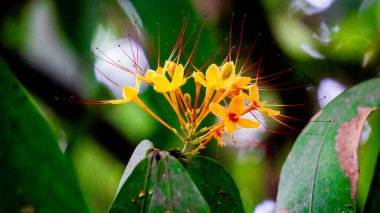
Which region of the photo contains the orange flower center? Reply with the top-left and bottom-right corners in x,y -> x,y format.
253,101 -> 261,108
228,113 -> 239,122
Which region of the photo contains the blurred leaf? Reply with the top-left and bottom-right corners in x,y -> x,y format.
357,110 -> 380,211
110,151 -> 209,212
329,5 -> 380,63
0,58 -> 89,212
70,136 -> 125,213
225,148 -> 277,212
364,137 -> 380,212
276,78 -> 380,212
184,156 -> 244,212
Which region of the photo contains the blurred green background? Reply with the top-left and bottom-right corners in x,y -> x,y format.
1,0 -> 380,212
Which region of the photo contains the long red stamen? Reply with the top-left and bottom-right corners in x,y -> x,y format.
235,14 -> 246,66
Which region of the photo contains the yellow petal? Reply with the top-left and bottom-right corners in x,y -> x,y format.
163,60 -> 171,70
193,72 -> 208,87
237,118 -> 260,128
221,61 -> 235,80
249,84 -> 259,102
229,95 -> 245,116
225,120 -> 237,133
258,107 -> 280,116
152,75 -> 170,92
220,78 -> 236,88
171,64 -> 184,87
153,85 -> 165,93
156,66 -> 165,75
232,77 -> 251,88
164,60 -> 177,77
145,70 -> 155,83
209,103 -> 228,119
152,75 -> 170,87
123,86 -> 138,102
206,64 -> 220,87
180,78 -> 187,86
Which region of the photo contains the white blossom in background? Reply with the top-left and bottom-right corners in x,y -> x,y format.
24,0 -> 82,94
290,0 -> 336,15
300,42 -> 325,59
317,78 -> 346,108
253,200 -> 275,213
92,26 -> 149,99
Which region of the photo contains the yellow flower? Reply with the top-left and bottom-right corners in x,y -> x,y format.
143,61 -> 176,84
122,86 -> 138,102
209,95 -> 260,133
150,63 -> 187,93
108,80 -> 140,104
244,84 -> 280,116
145,67 -> 165,83
193,61 -> 237,89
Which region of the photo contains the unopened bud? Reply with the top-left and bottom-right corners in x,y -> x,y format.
184,93 -> 191,106
221,61 -> 235,80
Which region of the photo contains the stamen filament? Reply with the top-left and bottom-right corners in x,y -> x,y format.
134,98 -> 185,143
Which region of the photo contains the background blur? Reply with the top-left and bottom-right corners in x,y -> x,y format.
1,0 -> 380,212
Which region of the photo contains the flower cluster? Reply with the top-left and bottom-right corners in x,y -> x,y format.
104,56 -> 280,153
91,15 -> 285,154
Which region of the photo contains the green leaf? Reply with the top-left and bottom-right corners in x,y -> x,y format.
276,78 -> 380,212
116,140 -> 153,193
0,58 -> 89,212
184,156 -> 245,213
110,151 -> 210,212
358,109 -> 380,211
364,132 -> 380,211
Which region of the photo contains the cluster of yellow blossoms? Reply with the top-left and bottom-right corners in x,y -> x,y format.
104,58 -> 280,153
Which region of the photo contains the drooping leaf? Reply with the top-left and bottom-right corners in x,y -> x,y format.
276,78 -> 380,212
184,156 -> 245,213
0,58 -> 89,212
110,151 -> 210,212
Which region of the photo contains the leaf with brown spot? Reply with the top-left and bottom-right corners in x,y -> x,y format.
276,78 -> 380,212
335,107 -> 376,199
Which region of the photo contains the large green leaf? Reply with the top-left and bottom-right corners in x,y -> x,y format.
184,156 -> 244,212
110,151 -> 210,212
110,145 -> 244,212
0,58 -> 89,212
357,109 -> 380,211
364,128 -> 380,211
276,78 -> 380,212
